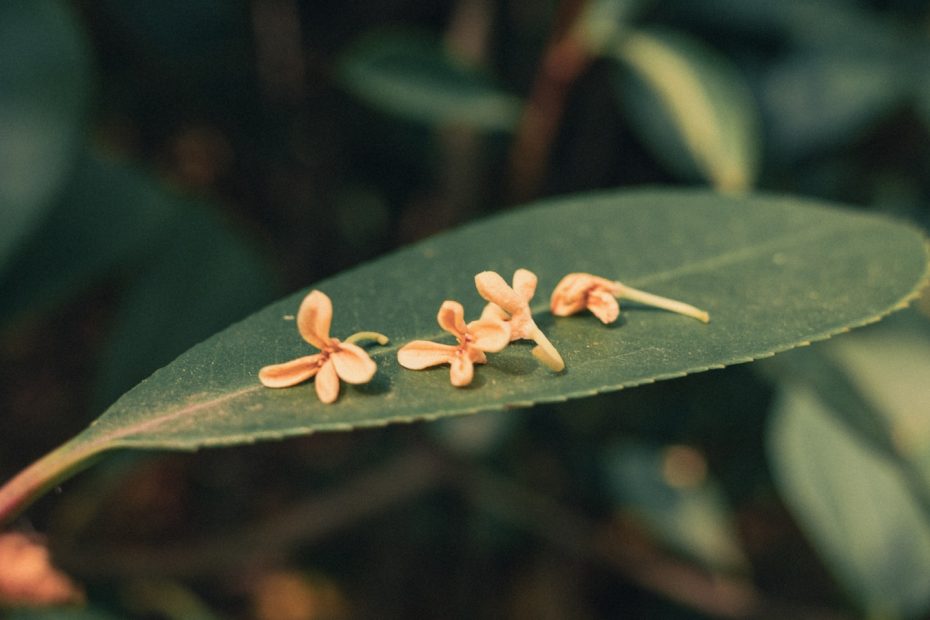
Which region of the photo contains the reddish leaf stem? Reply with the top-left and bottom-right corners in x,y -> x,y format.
0,437 -> 105,529
508,0 -> 593,203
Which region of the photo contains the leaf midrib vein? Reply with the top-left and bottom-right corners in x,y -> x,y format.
94,218 -> 871,445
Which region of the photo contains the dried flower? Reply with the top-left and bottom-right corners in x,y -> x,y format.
397,300 -> 510,387
551,273 -> 710,324
0,533 -> 84,607
475,269 -> 565,372
259,290 -> 387,403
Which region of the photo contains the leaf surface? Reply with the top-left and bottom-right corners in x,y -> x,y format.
761,54 -> 906,161
604,441 -> 747,572
768,383 -> 930,618
336,31 -> 521,131
610,28 -> 760,191
0,0 -> 91,274
760,311 -> 930,507
57,190 -> 929,454
92,194 -> 278,411
0,153 -> 175,324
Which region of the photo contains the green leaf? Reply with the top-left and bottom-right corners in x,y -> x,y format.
0,0 -> 91,274
573,0 -> 643,56
767,383 -> 930,618
761,54 -> 907,161
913,60 -> 930,137
0,153 -> 175,325
6,608 -> 121,620
0,149 -> 278,411
93,206 -> 277,410
336,31 -> 521,132
604,441 -> 748,572
38,191 -> 930,447
762,311 -> 930,506
657,0 -> 908,57
609,28 -> 760,191
829,314 -> 930,488
1,189 -> 928,524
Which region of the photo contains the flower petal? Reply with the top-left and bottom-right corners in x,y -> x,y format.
297,290 -> 332,349
315,359 -> 340,403
0,533 -> 84,607
480,302 -> 509,322
450,352 -> 474,387
512,268 -> 538,302
550,273 -> 594,316
587,289 -> 620,324
437,300 -> 468,337
474,271 -> 525,316
467,347 -> 487,364
467,318 -> 511,352
508,310 -> 538,341
397,341 -> 456,369
258,354 -> 322,388
331,342 -> 377,384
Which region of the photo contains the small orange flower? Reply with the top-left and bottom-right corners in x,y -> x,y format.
0,533 -> 84,607
550,273 -> 710,324
259,291 -> 382,403
479,268 -> 538,340
475,269 -> 565,372
397,300 -> 510,387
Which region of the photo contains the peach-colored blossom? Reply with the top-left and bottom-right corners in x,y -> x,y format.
475,269 -> 565,372
397,300 -> 510,387
479,268 -> 538,340
259,290 -> 380,403
0,533 -> 84,607
550,273 -> 710,324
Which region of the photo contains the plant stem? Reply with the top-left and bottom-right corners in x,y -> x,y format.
0,436 -> 106,528
344,331 -> 389,346
615,283 -> 710,323
56,448 -> 445,578
530,327 -> 565,372
507,0 -> 592,203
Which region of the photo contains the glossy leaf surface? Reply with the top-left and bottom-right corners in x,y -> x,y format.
57,189 -> 927,454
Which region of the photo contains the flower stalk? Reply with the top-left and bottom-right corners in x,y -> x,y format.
0,437 -> 105,529
345,331 -> 390,346
614,282 -> 710,323
475,269 -> 565,372
551,273 -> 709,324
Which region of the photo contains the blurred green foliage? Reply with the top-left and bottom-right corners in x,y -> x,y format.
2,0 -> 930,618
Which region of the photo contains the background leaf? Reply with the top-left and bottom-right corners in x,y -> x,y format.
6,609 -> 121,620
914,65 -> 930,137
760,54 -> 907,162
603,441 -> 748,572
53,189 -> 928,455
0,153 -> 173,325
573,0 -> 643,56
0,0 -> 91,275
761,311 -> 930,508
609,28 -> 760,191
767,383 -> 930,618
337,31 -> 521,131
830,314 -> 930,485
92,195 -> 277,411
0,149 -> 278,410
